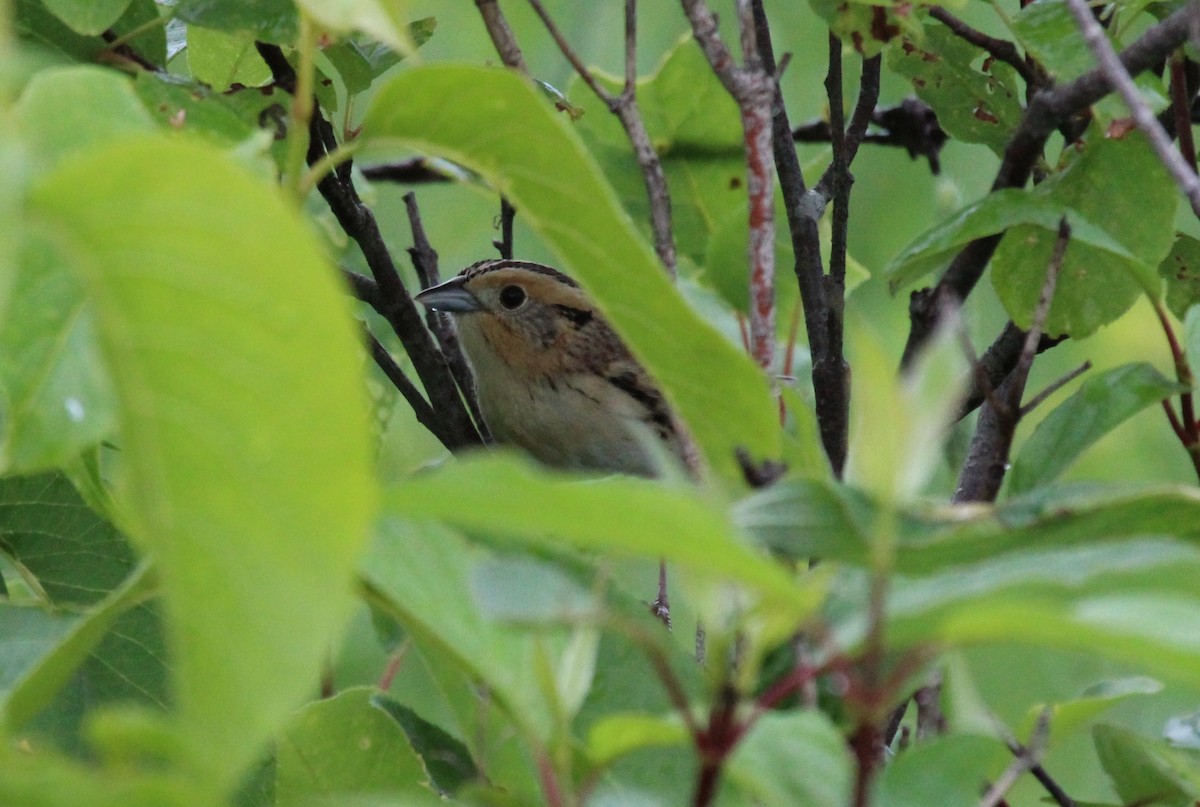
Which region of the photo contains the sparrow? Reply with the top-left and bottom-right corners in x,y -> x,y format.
415,259 -> 684,478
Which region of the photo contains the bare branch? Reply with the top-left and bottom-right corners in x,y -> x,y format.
474,0 -> 528,72
928,6 -> 1040,88
1020,360 -> 1091,417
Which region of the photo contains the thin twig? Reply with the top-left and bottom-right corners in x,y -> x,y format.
1064,0 -> 1200,216
958,322 -> 1065,419
367,333 -> 450,448
980,710 -> 1052,807
493,197 -> 517,260
1170,52 -> 1198,170
474,0 -> 529,73
1020,360 -> 1092,416
527,0 -> 678,275
997,716 -> 1077,807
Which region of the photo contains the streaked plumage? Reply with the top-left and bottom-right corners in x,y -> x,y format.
416,260 -> 682,476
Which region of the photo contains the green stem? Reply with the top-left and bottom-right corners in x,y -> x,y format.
105,8 -> 173,51
285,12 -> 317,203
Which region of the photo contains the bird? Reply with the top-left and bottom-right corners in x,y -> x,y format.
415,259 -> 687,478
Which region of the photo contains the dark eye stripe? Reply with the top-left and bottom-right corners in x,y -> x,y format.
554,304 -> 593,328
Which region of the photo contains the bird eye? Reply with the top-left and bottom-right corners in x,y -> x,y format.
498,284 -> 527,310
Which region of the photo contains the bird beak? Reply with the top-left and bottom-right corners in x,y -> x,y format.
415,277 -> 484,313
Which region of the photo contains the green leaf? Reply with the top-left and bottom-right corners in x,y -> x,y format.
586,713 -> 690,767
884,188 -> 1142,293
39,0 -> 133,36
15,0 -> 105,61
0,472 -> 134,606
322,19 -> 435,95
1159,234 -> 1200,320
1095,723 -> 1200,805
185,27 -> 271,90
382,454 -> 820,615
2,562 -> 154,733
16,65 -> 156,170
111,0 -> 167,67
359,519 -> 561,741
806,0 -> 914,58
1018,677 -> 1163,747
174,0 -> 297,45
1011,0 -> 1095,81
29,136 -> 376,788
875,735 -> 1001,807
887,23 -> 1023,155
992,130 -> 1176,337
1187,305 -> 1200,386
370,693 -> 479,796
276,688 -> 442,807
133,72 -> 285,149
295,0 -> 414,56
471,555 -> 604,624
0,748 -> 209,807
362,65 -> 780,483
725,710 -> 850,807
0,233 -> 117,473
1008,363 -> 1185,495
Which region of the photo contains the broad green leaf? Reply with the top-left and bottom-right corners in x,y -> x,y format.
993,131 -> 1176,337
806,0 -> 914,57
382,454 -> 819,615
0,472 -> 134,606
587,713 -> 690,767
887,23 -> 1023,155
16,65 -> 155,169
362,65 -> 780,483
0,748 -> 209,807
845,316 -> 968,503
875,735 -> 1001,807
1095,723 -> 1200,805
1011,0 -> 1095,81
185,27 -> 270,90
2,562 -> 154,733
0,234 -> 116,473
884,188 -> 1141,292
39,0 -> 132,36
15,0 -> 105,61
359,519 -> 562,741
371,694 -> 480,796
276,687 -> 441,807
1008,363 -> 1185,495
111,0 -> 167,67
30,136 -> 375,787
725,710 -> 850,807
174,0 -> 297,45
0,604 -> 79,698
471,555 -> 604,624
1018,677 -> 1163,747
322,18 -> 435,95
295,0 -> 414,56
1159,234 -> 1200,319
1187,305 -> 1200,386
133,72 -> 285,150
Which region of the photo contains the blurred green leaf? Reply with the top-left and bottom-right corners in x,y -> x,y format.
133,72 -> 286,151
15,0 -> 105,61
363,65 -> 781,483
39,0 -> 131,36
185,27 -> 270,90
993,131 -> 1175,337
1008,363 -> 1185,495
30,136 -> 376,788
885,188 -> 1140,293
295,0 -> 414,56
725,710 -> 850,807
174,0 -> 297,45
1018,677 -> 1163,747
1159,234 -> 1200,320
276,687 -> 442,807
587,713 -> 690,767
0,472 -> 134,606
1186,305 -> 1200,385
0,747 -> 209,807
0,234 -> 117,473
16,65 -> 155,169
1011,0 -> 1094,81
111,0 -> 167,66
471,555 -> 604,624
1095,723 -> 1200,805
382,454 -> 819,615
888,23 -> 1023,154
875,735 -> 1001,807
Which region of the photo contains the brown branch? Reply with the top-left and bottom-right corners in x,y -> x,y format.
527,0 -> 677,275
257,43 -> 482,451
681,0 -> 776,370
493,196 -> 516,260
958,322 -> 1065,419
474,0 -> 528,72
954,219 -> 1070,503
366,333 -> 451,448
360,158 -> 456,184
900,5 -> 1195,370
1020,360 -> 1091,417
